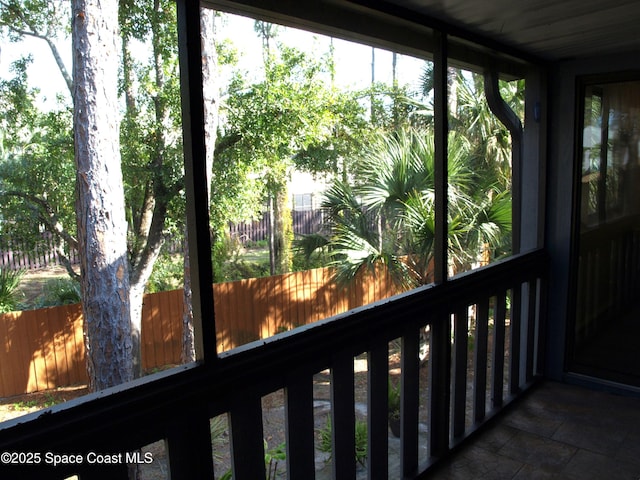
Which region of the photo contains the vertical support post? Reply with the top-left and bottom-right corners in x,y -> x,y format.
286,374 -> 316,479
509,285 -> 522,395
176,0 -> 216,360
525,279 -> 538,382
229,398 -> 266,480
166,400 -> 215,479
434,30 -> 449,284
492,292 -> 506,409
474,298 -> 489,423
451,306 -> 468,439
429,311 -> 451,458
331,352 -> 356,480
401,327 -> 420,477
368,341 -> 389,480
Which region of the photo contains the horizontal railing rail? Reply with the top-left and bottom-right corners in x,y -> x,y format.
0,249 -> 547,480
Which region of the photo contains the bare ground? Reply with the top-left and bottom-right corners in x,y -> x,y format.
0,385 -> 89,423
16,265 -> 70,308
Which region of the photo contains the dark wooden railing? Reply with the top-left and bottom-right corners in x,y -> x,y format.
0,249 -> 547,479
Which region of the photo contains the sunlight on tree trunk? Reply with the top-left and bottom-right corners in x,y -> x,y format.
72,0 -> 133,391
273,186 -> 293,274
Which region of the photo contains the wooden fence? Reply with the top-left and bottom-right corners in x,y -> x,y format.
0,265 -> 403,398
228,209 -> 327,243
0,210 -> 327,271
0,236 -> 80,271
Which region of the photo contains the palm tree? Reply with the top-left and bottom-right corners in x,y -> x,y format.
314,127 -> 511,289
419,65 -> 523,196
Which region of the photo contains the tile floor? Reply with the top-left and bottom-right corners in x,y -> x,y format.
430,381 -> 640,479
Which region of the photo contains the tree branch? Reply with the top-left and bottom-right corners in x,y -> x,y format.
0,1 -> 73,95
214,131 -> 242,156
1,190 -> 80,278
1,191 -> 78,249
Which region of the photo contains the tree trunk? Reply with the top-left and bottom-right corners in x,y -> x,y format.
273,185 -> 292,274
182,7 -> 218,363
125,0 -> 180,375
268,194 -> 276,275
72,0 -> 133,391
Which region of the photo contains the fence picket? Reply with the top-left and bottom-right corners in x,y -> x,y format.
168,289 -> 182,364
0,313 -> 16,396
51,313 -> 66,389
142,293 -> 158,369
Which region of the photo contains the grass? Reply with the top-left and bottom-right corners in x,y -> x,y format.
11,393 -> 62,412
240,247 -> 269,264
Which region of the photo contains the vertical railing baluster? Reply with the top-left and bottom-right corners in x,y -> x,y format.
492,292 -> 506,409
166,401 -> 215,480
429,311 -> 451,459
368,341 -> 389,480
401,326 -> 420,477
286,374 -> 316,479
474,298 -> 489,424
525,279 -> 538,383
536,276 -> 548,376
452,306 -> 468,439
229,398 -> 266,480
332,352 -> 356,480
509,284 -> 522,396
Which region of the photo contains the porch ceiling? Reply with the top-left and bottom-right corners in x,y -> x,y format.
381,0 -> 640,61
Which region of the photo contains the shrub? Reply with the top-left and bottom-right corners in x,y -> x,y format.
0,268 -> 25,313
318,416 -> 368,467
146,254 -> 183,293
388,377 -> 401,420
35,278 -> 81,308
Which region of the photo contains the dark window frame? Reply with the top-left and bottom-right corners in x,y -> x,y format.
185,0 -> 534,362
566,70 -> 640,382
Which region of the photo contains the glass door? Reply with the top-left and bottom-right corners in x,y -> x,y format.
570,77 -> 640,387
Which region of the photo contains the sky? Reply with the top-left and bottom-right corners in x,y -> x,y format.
0,10 -> 428,110
218,13 -> 427,90
0,34 -> 70,106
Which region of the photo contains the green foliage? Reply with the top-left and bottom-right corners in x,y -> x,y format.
34,278 -> 81,308
212,234 -> 270,282
14,393 -> 60,411
0,268 -> 24,313
317,126 -> 513,288
210,415 -> 228,463
224,45 -> 334,189
264,440 -> 286,480
388,377 -> 401,419
354,419 -> 368,466
119,0 -> 185,255
146,254 -> 183,293
0,1 -> 70,46
221,260 -> 270,282
318,416 -> 368,467
222,42 -> 372,274
0,58 -> 75,246
292,233 -> 330,271
218,439 -> 286,480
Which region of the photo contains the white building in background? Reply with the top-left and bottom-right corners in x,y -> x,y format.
289,170 -> 331,211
